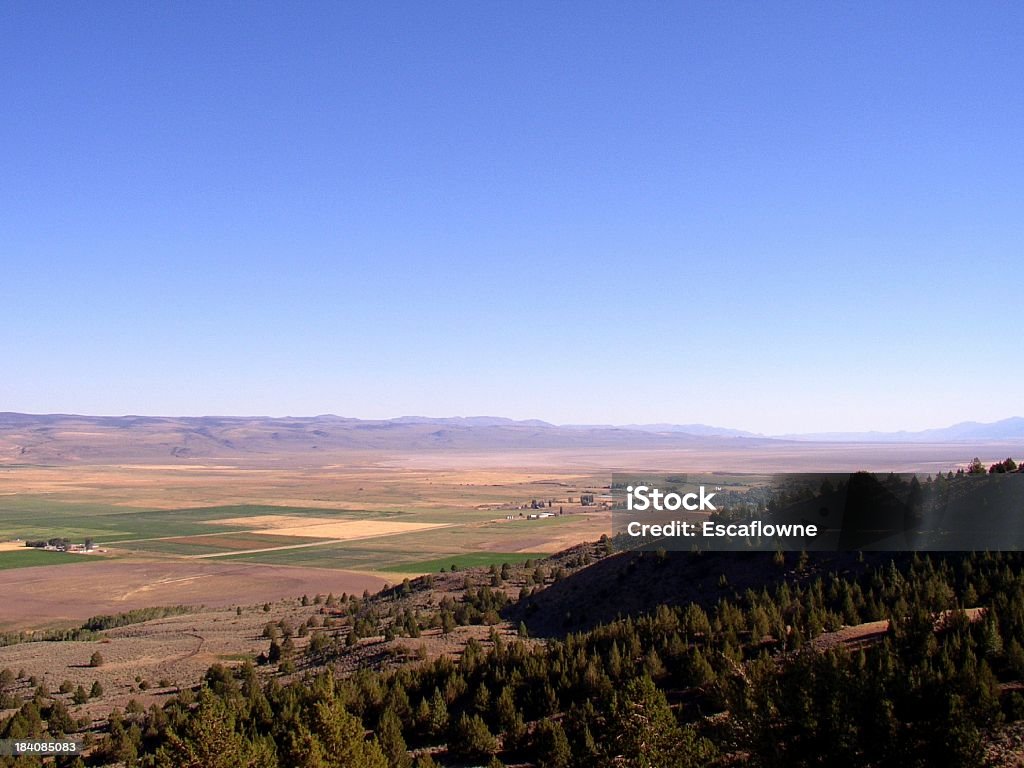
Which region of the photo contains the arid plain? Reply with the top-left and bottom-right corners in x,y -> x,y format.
3,436 -> 1016,630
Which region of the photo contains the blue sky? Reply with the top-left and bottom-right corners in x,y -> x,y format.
3,2 -> 1021,434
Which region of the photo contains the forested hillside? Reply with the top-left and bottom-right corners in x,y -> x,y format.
6,545 -> 1024,767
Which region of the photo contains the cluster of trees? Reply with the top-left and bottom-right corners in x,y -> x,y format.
1,606 -> 198,649
82,606 -> 193,632
728,552 -> 1024,766
4,551 -> 1022,766
9,525 -> 1024,766
0,626 -> 98,648
974,457 -> 1019,474
23,537 -> 71,549
290,561 -> 566,665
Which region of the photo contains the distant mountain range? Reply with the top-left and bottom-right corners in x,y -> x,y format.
0,412 -> 753,465
561,417 -> 1024,442
389,415 -> 556,428
776,417 -> 1024,443
575,417 -> 1024,442
0,413 -> 1020,465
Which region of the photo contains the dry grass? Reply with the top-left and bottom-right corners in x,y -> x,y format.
209,516 -> 445,539
0,561 -> 388,630
0,597 -> 352,722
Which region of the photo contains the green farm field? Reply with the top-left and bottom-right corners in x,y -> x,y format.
0,500 -> 604,568
0,462 -> 608,569
0,460 -> 610,627
0,549 -> 108,570
215,513 -> 607,571
0,501 -> 408,545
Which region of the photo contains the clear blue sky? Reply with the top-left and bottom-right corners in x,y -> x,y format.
3,2 -> 1021,434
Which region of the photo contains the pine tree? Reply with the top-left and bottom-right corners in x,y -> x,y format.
311,699 -> 387,768
472,681 -> 491,714
284,724 -> 328,768
609,675 -> 714,768
983,611 -> 1004,657
415,697 -> 431,731
687,648 -> 716,687
46,699 -> 74,736
532,718 -> 571,768
428,688 -> 448,736
450,713 -> 498,760
608,641 -> 623,679
155,689 -> 257,768
494,685 -> 519,733
1006,638 -> 1024,676
378,708 -> 412,768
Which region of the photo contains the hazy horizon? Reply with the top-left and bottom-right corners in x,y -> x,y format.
3,409 -> 1023,440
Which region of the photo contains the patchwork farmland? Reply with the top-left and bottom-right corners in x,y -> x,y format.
0,435 -> 996,630
0,459 -> 610,629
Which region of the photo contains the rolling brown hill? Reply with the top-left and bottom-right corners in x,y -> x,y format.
508,546 -> 892,636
